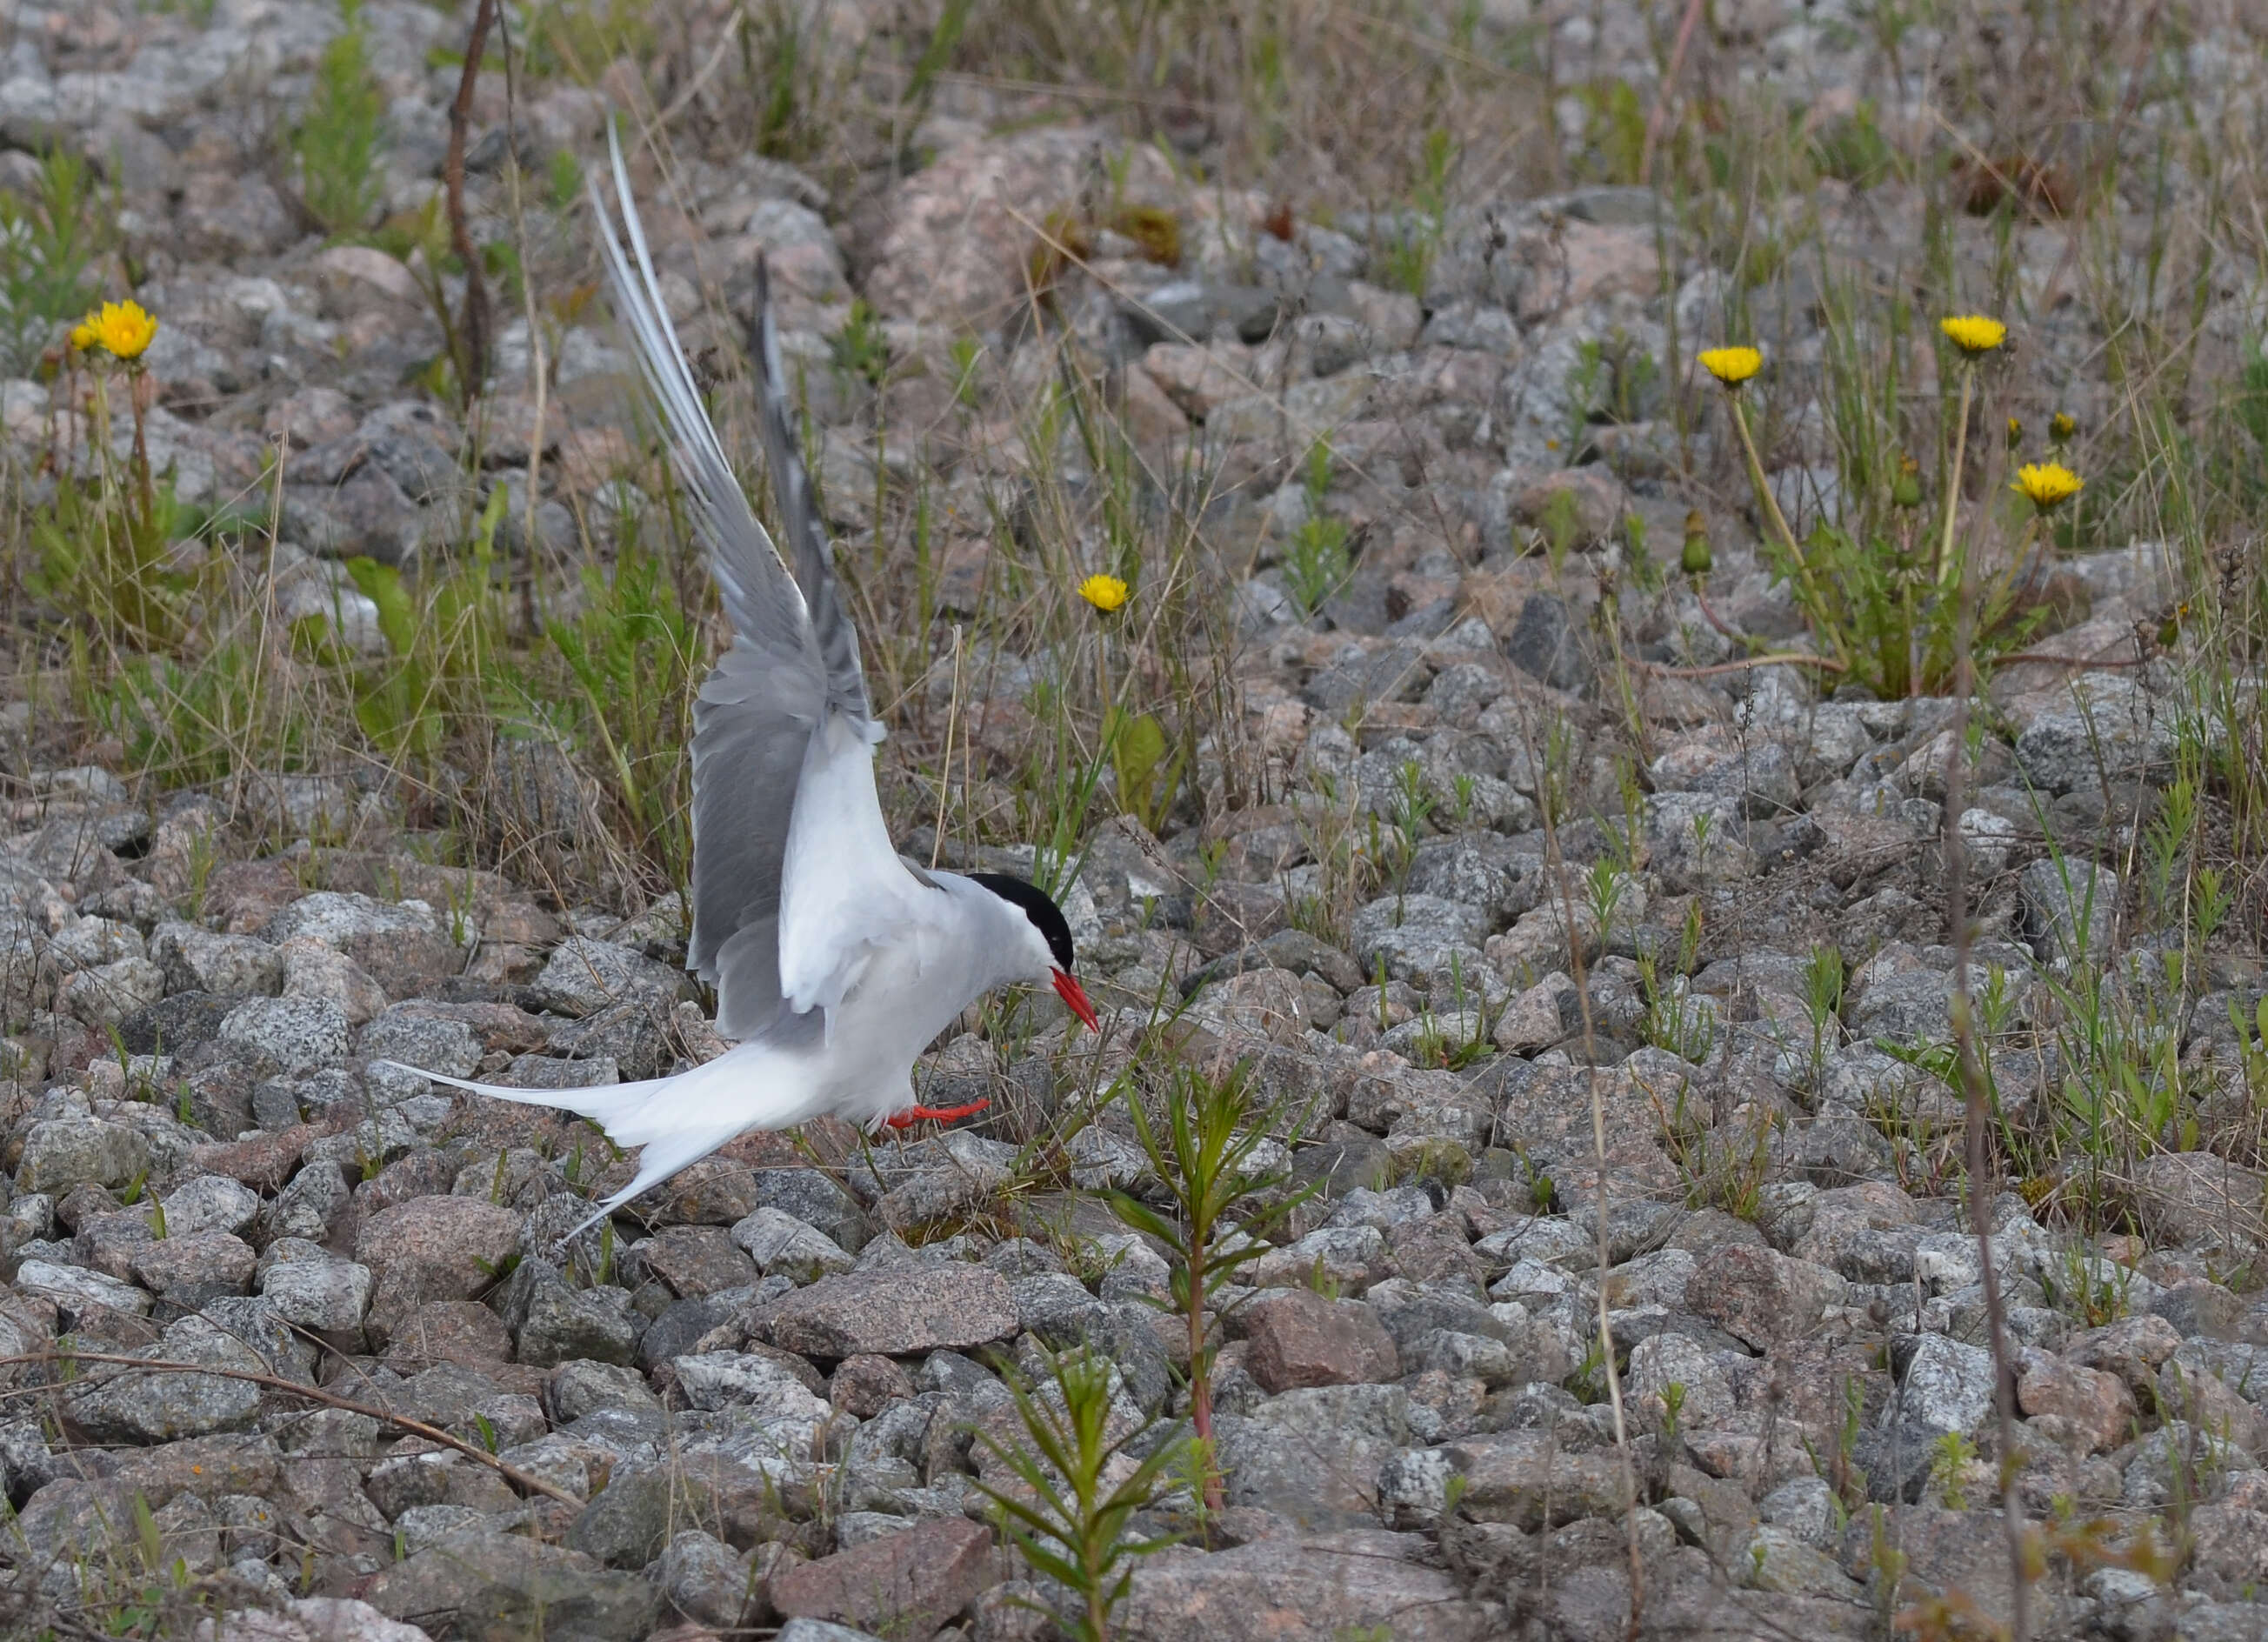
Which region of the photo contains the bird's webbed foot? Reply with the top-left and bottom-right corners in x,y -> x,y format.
883,1098 -> 991,1130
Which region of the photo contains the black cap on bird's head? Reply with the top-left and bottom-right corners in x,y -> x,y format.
968,871 -> 1098,1031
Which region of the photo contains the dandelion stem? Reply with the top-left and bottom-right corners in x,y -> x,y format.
128,364 -> 153,530
1936,362 -> 1975,590
1726,395 -> 1843,667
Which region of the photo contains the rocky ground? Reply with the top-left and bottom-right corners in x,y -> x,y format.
1,0 -> 2267,1639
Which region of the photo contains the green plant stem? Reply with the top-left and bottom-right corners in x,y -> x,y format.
1941,544 -> 2031,1642
1184,1237 -> 1218,1518
127,366 -> 152,530
1725,393 -> 1844,668
1936,361 -> 1976,589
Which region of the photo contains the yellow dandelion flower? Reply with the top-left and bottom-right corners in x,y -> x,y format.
1077,573 -> 1130,612
2050,411 -> 2076,443
2011,461 -> 2083,511
1938,314 -> 2006,355
74,300 -> 158,361
1697,345 -> 1763,388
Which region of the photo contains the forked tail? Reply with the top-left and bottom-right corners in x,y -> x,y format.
374,1041 -> 812,1237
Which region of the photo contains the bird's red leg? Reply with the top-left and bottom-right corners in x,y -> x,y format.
884,1098 -> 991,1129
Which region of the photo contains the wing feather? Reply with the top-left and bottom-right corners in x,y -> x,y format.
750,256 -> 870,720
590,122 -> 921,1040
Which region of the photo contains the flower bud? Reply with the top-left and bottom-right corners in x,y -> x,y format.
1891,454 -> 1923,510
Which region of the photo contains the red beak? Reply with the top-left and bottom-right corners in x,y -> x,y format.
1051,968 -> 1099,1032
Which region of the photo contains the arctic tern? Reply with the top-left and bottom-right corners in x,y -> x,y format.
382,129 -> 1099,1230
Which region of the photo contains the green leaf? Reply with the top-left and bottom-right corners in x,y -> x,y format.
346,556 -> 417,657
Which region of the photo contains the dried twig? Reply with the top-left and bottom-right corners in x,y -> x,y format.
1638,0 -> 1707,186
1511,691 -> 1645,1641
444,0 -> 501,410
1636,651 -> 1848,679
0,1351 -> 582,1506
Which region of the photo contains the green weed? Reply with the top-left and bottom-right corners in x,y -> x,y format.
0,146 -> 103,372
1111,1061 -> 1312,1519
294,0 -> 387,235
973,1346 -> 1186,1642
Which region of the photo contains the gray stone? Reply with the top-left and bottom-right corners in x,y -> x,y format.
2131,1151 -> 2268,1255
258,1259 -> 374,1332
1505,592 -> 1586,691
547,1359 -> 662,1425
1643,792 -> 1751,894
1443,1429 -> 1627,1529
563,1460 -> 679,1569
548,994 -> 677,1081
509,1266 -> 640,1368
358,1010 -> 482,1079
754,1265 -> 1019,1360
1758,1476 -> 1839,1547
530,937 -> 690,1018
47,916 -> 144,971
1217,1384 -> 1412,1528
159,1176 -> 262,1239
1404,833 -> 1545,924
777,1622 -> 891,1642
1648,737 -> 1802,817
150,923 -> 283,999
2012,675 -> 2175,794
1349,894 -> 1491,986
1889,1333 -> 1996,1436
2020,857 -> 2119,964
1301,642 -> 1431,716
263,1159 -> 351,1245
362,1529 -> 661,1641
659,1527 -> 757,1627
16,1118 -> 152,1195
63,1314 -> 270,1442
218,997 -> 351,1075
672,1352 -> 834,1420
15,1258 -> 155,1321
731,1207 -> 857,1285
57,957 -> 168,1028
118,992 -> 239,1058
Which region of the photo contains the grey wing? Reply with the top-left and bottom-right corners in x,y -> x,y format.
750,255 -> 871,720
590,125 -> 853,1039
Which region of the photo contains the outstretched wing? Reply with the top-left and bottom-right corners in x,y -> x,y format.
590,123 -> 913,1039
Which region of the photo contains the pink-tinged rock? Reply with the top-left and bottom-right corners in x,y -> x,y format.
2062,1313 -> 2181,1395
130,1232 -> 257,1309
1682,1245 -> 1844,1349
857,125 -> 1177,330
353,1198 -> 523,1348
2131,1151 -> 2268,1253
1515,219 -> 1660,324
1120,1526 -> 1498,1641
189,1125 -> 318,1192
1242,1289 -> 1399,1393
2014,1347 -> 2135,1454
770,1515 -> 994,1637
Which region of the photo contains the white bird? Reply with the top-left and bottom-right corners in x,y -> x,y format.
382,128 -> 1098,1232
